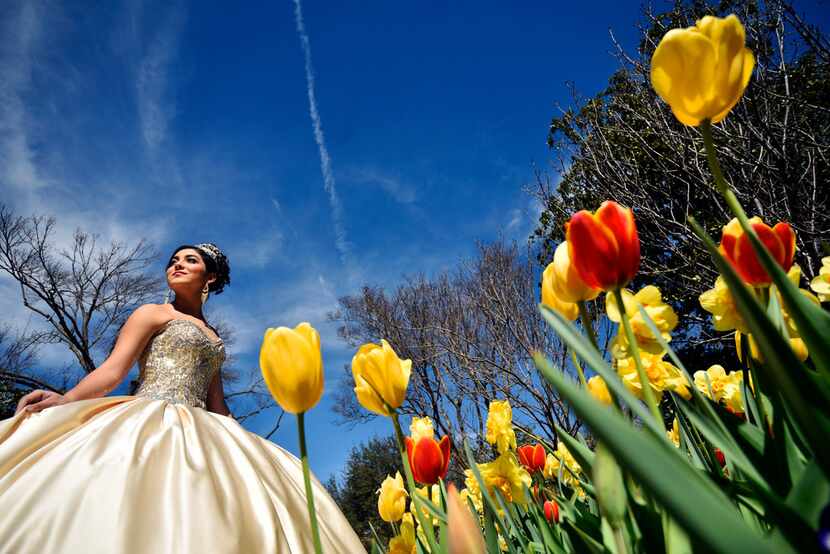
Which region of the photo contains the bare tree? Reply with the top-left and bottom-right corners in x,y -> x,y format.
0,204 -> 163,374
330,241 -> 582,459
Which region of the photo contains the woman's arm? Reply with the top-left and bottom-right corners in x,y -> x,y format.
16,305 -> 167,414
206,369 -> 233,418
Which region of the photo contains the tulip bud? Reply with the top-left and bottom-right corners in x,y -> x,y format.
719,217 -> 795,286
714,448 -> 726,468
587,376 -> 612,405
351,340 -> 412,416
566,201 -> 640,291
541,263 -> 579,321
544,500 -> 560,524
516,444 -> 546,473
377,472 -> 408,522
259,323 -> 324,414
447,484 -> 486,554
651,14 -> 754,126
593,443 -> 628,529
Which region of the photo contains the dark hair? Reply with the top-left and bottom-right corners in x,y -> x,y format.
167,243 -> 231,295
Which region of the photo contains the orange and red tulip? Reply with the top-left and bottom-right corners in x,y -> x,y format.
405,435 -> 451,485
544,500 -> 560,524
719,217 -> 795,285
517,444 -> 546,473
566,201 -> 640,290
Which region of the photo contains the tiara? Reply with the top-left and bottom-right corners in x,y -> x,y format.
195,243 -> 223,262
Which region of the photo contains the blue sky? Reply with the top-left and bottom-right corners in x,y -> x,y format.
2,0 -> 828,481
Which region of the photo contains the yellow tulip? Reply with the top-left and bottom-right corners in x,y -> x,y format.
485,399 -> 517,454
351,339 -> 412,416
587,375 -> 612,405
387,512 -> 416,554
810,256 -> 830,302
651,14 -> 754,126
259,322 -> 324,414
377,472 -> 408,523
447,484 -> 485,554
667,418 -> 680,447
541,262 -> 579,321
550,242 -> 601,303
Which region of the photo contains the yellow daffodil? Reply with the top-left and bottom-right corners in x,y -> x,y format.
694,365 -> 745,415
587,375 -> 612,405
259,322 -> 324,414
465,451 -> 532,506
541,261 -> 579,320
410,416 -> 435,443
543,442 -> 583,495
387,512 -> 416,554
606,285 -> 678,356
351,339 -> 412,416
668,417 -> 680,447
810,256 -> 830,302
415,484 -> 441,526
699,276 -> 748,333
377,472 -> 408,523
735,330 -> 809,363
616,352 -> 691,401
485,399 -> 517,454
650,14 -> 754,126
548,241 -> 601,303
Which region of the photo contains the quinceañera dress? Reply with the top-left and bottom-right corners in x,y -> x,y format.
0,319 -> 364,553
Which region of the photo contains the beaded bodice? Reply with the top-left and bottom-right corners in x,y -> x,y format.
134,319 -> 225,409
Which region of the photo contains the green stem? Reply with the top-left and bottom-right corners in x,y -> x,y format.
578,300 -> 599,352
297,413 -> 323,554
701,120 -> 752,227
571,350 -> 588,388
613,288 -> 663,427
390,412 -> 439,553
613,526 -> 628,554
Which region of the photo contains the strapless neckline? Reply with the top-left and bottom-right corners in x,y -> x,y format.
163,318 -> 223,347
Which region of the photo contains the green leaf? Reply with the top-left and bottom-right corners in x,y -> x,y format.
786,460 -> 830,528
555,426 -> 595,474
540,304 -> 664,437
533,352 -> 791,553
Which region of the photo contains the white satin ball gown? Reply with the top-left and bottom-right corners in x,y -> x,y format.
0,319 -> 365,553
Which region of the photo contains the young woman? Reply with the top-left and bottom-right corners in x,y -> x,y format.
0,243 -> 364,553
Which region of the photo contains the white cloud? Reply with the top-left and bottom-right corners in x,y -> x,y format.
136,3 -> 184,154
0,1 -> 45,191
344,166 -> 417,204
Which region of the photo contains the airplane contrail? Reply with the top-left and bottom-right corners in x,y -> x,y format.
292,0 -> 351,267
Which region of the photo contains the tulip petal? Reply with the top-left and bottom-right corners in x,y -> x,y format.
734,222 -> 784,284
412,437 -> 445,485
772,222 -> 796,270
567,210 -> 620,289
596,201 -> 640,285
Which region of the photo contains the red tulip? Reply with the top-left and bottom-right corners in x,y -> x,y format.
544,500 -> 560,524
405,435 -> 451,485
566,201 -> 640,290
517,444 -> 546,473
714,448 -> 726,468
719,217 -> 795,285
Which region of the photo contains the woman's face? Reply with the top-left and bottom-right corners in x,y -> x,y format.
166,248 -> 214,293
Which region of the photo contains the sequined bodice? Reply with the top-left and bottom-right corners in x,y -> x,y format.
134,319 -> 225,409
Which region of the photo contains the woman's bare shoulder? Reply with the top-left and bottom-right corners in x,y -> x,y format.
128,303 -> 174,328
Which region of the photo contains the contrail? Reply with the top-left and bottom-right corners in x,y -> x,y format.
292,0 -> 351,267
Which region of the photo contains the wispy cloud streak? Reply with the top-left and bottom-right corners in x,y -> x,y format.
0,1 -> 44,191
292,0 -> 351,267
136,4 -> 184,153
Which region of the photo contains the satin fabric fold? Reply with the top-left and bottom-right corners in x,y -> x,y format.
0,396 -> 365,553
